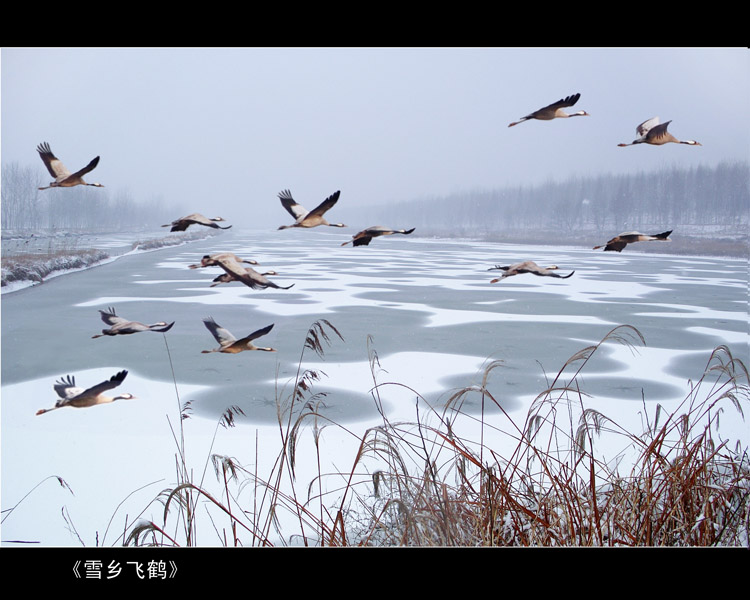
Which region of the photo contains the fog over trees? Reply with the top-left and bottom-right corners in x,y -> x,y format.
341,162 -> 749,240
3,161 -> 747,246
1,162 -> 180,232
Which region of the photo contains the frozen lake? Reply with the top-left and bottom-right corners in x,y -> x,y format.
2,228 -> 748,546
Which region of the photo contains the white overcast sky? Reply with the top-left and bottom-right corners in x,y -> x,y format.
1,47 -> 748,228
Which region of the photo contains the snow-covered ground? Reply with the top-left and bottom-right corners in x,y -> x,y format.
2,229 -> 747,547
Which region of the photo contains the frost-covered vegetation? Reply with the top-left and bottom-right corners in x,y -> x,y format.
344,162 -> 749,255
1,248 -> 111,287
1,230 -> 216,289
130,230 -> 218,252
116,323 -> 749,547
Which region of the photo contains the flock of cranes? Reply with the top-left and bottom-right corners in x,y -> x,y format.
34,93 -> 698,415
506,94 -> 701,148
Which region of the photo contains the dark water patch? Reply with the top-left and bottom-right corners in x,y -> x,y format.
271,298 -> 324,305
425,372 -> 527,415
577,377 -> 683,402
643,284 -> 749,313
185,382 -> 282,424
188,382 -> 384,424
349,282 -> 410,290
591,297 -> 695,311
663,351 -> 718,383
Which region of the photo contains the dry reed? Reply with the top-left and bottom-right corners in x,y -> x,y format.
123,323 -> 749,547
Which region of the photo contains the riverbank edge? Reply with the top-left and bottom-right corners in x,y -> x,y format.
1,230 -> 218,293
2,229 -> 747,294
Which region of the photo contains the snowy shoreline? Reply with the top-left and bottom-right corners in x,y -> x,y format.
1,229 -> 217,293
2,227 -> 747,295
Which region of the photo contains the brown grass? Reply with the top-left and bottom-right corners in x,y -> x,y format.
1,249 -> 110,286
123,323 -> 749,547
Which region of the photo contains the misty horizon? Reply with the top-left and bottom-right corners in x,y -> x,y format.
2,47 -> 748,231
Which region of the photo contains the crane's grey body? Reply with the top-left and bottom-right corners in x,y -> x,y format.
163,213 -> 232,232
201,318 -> 276,354
37,142 -> 104,190
593,230 -> 673,252
210,268 -> 285,288
188,253 -> 259,269
210,255 -> 294,290
342,226 -> 416,247
618,118 -> 700,147
277,189 -> 345,229
36,370 -> 135,415
489,261 -> 575,282
92,307 -> 174,338
508,93 -> 589,127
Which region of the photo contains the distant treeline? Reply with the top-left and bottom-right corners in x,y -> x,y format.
350,162 -> 749,238
1,162 -> 179,232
